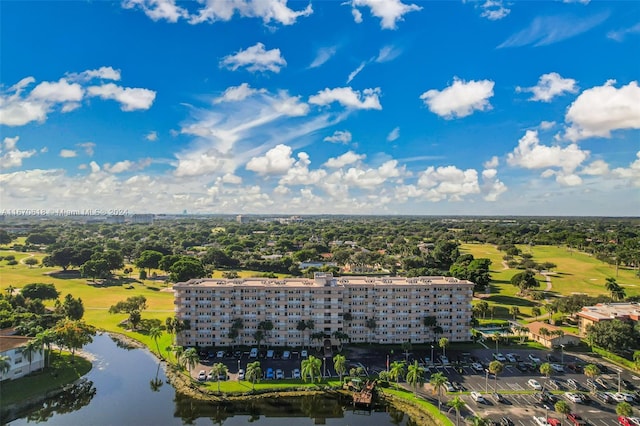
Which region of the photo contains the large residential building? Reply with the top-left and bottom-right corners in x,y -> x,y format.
576,302 -> 640,335
526,321 -> 581,348
0,335 -> 45,380
174,273 -> 474,348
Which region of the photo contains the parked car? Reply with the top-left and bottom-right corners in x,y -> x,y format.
528,379 -> 542,390
249,348 -> 258,358
622,379 -> 636,391
500,418 -> 514,426
218,372 -> 227,381
627,418 -> 640,426
440,355 -> 450,365
594,363 -> 609,373
471,391 -> 486,403
564,392 -> 583,403
216,350 -> 225,358
516,363 -> 528,372
567,413 -> 587,426
492,392 -> 507,404
596,378 -> 609,389
547,354 -> 559,362
266,368 -> 274,379
266,349 -> 274,359
551,363 -> 564,373
276,369 -> 284,380
547,379 -> 561,390
292,368 -> 301,379
207,370 -> 214,381
453,381 -> 466,391
493,353 -> 507,362
595,391 -> 612,404
566,378 -> 579,390
619,417 -> 633,426
197,370 -> 207,381
444,381 -> 455,392
238,369 -> 245,380
283,350 -> 291,360
567,363 -> 583,373
529,354 -> 542,363
615,392 -> 635,402
534,416 -> 551,426
547,419 -> 562,426
301,350 -> 308,358
471,362 -> 484,372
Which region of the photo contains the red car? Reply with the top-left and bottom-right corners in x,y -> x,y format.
547,419 -> 562,426
619,417 -> 633,426
567,413 -> 586,426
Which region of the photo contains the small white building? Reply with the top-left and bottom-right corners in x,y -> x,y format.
0,336 -> 45,381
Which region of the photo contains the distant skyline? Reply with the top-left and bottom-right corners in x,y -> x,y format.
1,1 -> 639,216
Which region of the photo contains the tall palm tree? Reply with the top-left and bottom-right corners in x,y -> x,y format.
584,364 -> 601,393
296,320 -> 307,348
554,400 -> 571,415
539,327 -> 550,346
0,355 -> 11,379
510,306 -> 520,320
605,277 -> 619,299
539,362 -> 552,390
406,360 -> 425,395
447,396 -> 466,426
389,361 -> 406,389
301,355 -> 322,383
165,317 -> 175,343
429,372 -> 447,406
23,340 -> 42,373
253,330 -> 265,349
172,345 -> 184,367
491,332 -> 501,354
466,415 -> 490,426
488,360 -> 503,392
211,362 -> 228,393
531,307 -> 541,318
519,326 -> 529,343
333,354 -> 346,382
365,318 -> 377,344
439,337 -> 449,357
149,326 -> 163,356
35,329 -> 55,367
181,347 -> 200,375
305,319 -> 315,349
245,361 -> 262,391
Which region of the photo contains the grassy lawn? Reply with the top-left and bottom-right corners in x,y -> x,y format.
0,352 -> 92,407
201,378 -> 342,393
380,387 -> 454,426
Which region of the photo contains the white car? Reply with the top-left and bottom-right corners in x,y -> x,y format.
471,362 -> 484,372
283,350 -> 291,360
276,369 -> 284,379
238,369 -> 245,380
529,354 -> 541,363
216,350 -> 225,358
471,391 -> 486,403
301,350 -> 308,358
197,370 -> 207,381
533,417 -> 551,426
493,353 -> 507,362
292,368 -> 301,379
528,379 -> 542,390
506,353 -> 517,363
564,392 -> 582,403
266,349 -> 274,358
444,381 -> 455,392
440,355 -> 450,365
249,348 -> 258,358
615,392 -> 635,402
627,418 -> 640,426
550,364 -> 564,373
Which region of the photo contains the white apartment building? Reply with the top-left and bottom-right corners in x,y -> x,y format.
0,336 -> 45,380
174,273 -> 473,348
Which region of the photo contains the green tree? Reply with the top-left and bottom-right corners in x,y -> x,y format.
180,347 -> 200,373
170,257 -> 206,282
301,355 -> 322,383
510,306 -> 520,320
531,306 -> 541,318
80,259 -> 110,281
333,354 -> 347,382
584,364 -> 601,393
389,360 -> 406,388
488,360 -> 503,392
211,362 -> 228,392
429,372 -> 447,406
62,294 -> 84,320
616,401 -> 633,416
246,361 -> 262,391
439,337 -> 449,357
406,360 -> 426,396
586,319 -> 636,353
21,283 -> 59,300
23,339 -> 42,373
35,329 -> 56,367
135,250 -> 163,275
149,326 -> 163,356
53,319 -> 96,363
554,400 -> 571,415
447,396 -> 466,426
0,354 -> 10,379
465,415 -> 489,426
540,362 -> 552,389
253,330 -> 265,349
633,350 -> 640,369
365,318 -> 377,344
476,301 -> 489,319
510,270 -> 539,293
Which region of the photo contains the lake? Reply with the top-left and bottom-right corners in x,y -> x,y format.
8,334 -> 423,425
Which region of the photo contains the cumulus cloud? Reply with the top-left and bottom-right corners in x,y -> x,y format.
324,151 -> 366,168
420,77 -> 494,119
581,159 -> 609,176
278,152 -> 327,186
386,126 -> 400,142
350,0 -> 422,29
339,159 -> 404,189
480,168 -> 507,201
309,87 -> 382,110
0,136 -> 36,169
77,142 -> 96,156
214,83 -> 265,103
517,72 -> 578,102
612,151 -> 640,187
479,0 -> 510,21
87,83 -> 156,111
417,165 -> 480,201
498,12 -> 608,48
59,149 -> 77,158
145,131 -> 158,141
564,80 -> 640,141
122,0 -> 188,22
67,66 -> 121,82
539,121 -> 556,130
220,43 -> 286,73
309,46 -> 337,68
607,22 -> 640,42
246,144 -> 296,175
483,156 -> 499,169
324,130 -> 352,144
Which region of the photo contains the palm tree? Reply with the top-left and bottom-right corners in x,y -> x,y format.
342,312 -> 353,338
584,364 -> 601,393
616,401 -> 633,416
365,318 -> 377,344
429,372 -> 447,406
211,362 -> 228,392
554,400 -> 571,415
165,317 -> 175,343
389,361 -> 406,388
245,361 -> 262,391
23,340 -> 42,373
488,360 -> 503,392
253,330 -> 265,349
539,327 -> 550,346
35,329 -> 55,367
0,355 -> 11,379
491,332 -> 501,354
301,355 -> 322,383
613,286 -> 626,301
633,350 -> 640,370
149,326 -> 163,357
540,362 -> 552,390
406,360 -> 425,395
296,320 -> 307,348
180,347 -> 199,374
466,415 -> 490,426
532,306 -> 541,318
447,396 -> 466,426
510,306 -> 520,320
333,354 -> 346,382
439,337 -> 449,357
171,345 -> 184,367
605,277 -> 619,299
519,326 -> 529,343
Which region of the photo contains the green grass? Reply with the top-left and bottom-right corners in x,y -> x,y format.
202,378 -> 342,393
0,352 -> 92,407
380,387 -> 454,426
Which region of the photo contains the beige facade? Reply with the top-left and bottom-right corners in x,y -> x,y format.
0,336 -> 45,381
576,302 -> 640,336
174,273 -> 473,348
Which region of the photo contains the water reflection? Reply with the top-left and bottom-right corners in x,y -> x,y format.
24,379 -> 96,423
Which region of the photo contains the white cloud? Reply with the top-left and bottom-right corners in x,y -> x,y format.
350,0 -> 422,30
77,142 -> 96,156
221,173 -> 242,184
122,0 -> 188,23
59,149 -> 77,158
214,83 -> 265,103
0,136 -> 36,169
417,165 -> 480,201
607,22 -> 640,42
188,0 -> 312,25
145,131 -> 158,141
246,144 -> 296,175
498,13 -> 608,48
351,7 -> 363,23
347,62 -> 367,84
309,46 -> 337,68
420,77 -> 494,119
103,158 -> 152,174
67,66 -> 121,82
324,130 -> 352,144
564,80 -> 640,141
581,159 -> 609,175
220,43 -> 286,73
278,152 -> 327,186
517,72 -> 578,102
375,45 -> 402,62
340,159 -> 404,189
539,121 -> 556,130
309,87 -> 382,110
479,0 -> 510,21
87,83 -> 156,111
324,151 -> 366,168
29,79 -> 84,103
386,126 -> 400,142
481,168 -> 507,201
507,130 -> 590,186
483,156 -> 499,168
612,151 -> 640,187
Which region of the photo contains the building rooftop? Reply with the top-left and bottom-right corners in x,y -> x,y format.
0,335 -> 31,353
577,302 -> 640,321
174,273 -> 474,289
527,321 -> 579,338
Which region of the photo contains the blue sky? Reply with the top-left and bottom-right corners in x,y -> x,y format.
1,0 -> 639,216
